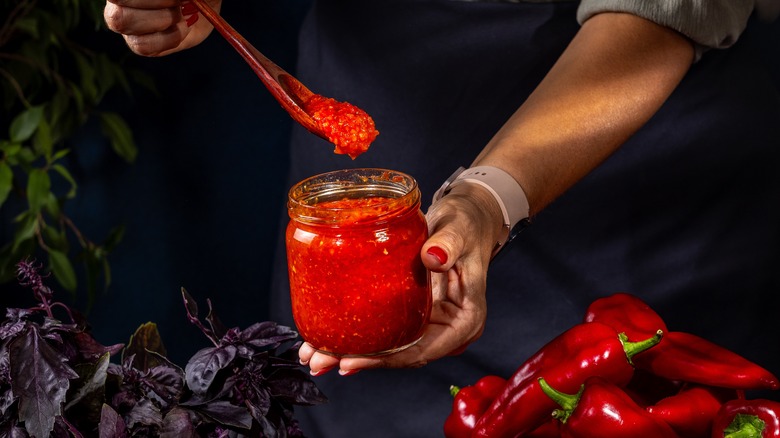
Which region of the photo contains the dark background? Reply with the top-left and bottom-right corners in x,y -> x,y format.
1,0 -> 312,364
2,1 -> 779,368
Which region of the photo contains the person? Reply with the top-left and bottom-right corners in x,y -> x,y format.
104,0 -> 780,436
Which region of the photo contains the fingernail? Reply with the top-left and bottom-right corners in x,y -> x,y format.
310,365 -> 335,377
339,368 -> 360,376
427,246 -> 448,264
185,13 -> 199,27
181,1 -> 197,15
299,358 -> 309,366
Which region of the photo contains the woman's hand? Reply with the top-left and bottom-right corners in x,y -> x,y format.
104,0 -> 220,56
298,183 -> 506,376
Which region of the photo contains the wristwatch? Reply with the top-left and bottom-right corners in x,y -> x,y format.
432,166 -> 531,259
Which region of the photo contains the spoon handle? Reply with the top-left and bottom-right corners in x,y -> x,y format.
189,0 -> 320,133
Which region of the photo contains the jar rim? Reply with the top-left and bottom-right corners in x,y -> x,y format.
288,168 -> 420,225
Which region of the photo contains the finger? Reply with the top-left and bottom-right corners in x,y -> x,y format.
308,351 -> 340,376
105,2 -> 182,35
122,24 -> 190,56
298,342 -> 316,365
109,0 -> 181,8
421,207 -> 465,272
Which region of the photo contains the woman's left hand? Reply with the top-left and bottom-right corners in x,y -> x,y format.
299,182 -> 505,376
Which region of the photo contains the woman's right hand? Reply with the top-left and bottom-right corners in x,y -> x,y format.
104,0 -> 221,56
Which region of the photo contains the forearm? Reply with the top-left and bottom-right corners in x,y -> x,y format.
474,12 -> 695,216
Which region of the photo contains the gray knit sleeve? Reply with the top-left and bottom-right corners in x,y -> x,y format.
576,0 -> 761,58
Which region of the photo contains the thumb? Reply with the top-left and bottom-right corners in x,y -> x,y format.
421,226 -> 464,272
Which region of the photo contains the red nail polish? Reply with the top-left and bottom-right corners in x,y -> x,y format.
185,13 -> 199,27
181,1 -> 198,15
427,246 -> 448,264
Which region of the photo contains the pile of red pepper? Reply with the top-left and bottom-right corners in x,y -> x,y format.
444,293 -> 780,438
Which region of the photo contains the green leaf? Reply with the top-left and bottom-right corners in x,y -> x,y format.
99,112 -> 138,163
43,191 -> 62,218
42,224 -> 68,251
49,249 -> 77,292
33,117 -> 53,159
124,322 -> 168,372
26,168 -> 51,213
52,163 -> 77,199
10,106 -> 44,143
0,162 -> 13,209
52,148 -> 71,162
102,256 -> 112,291
49,89 -> 70,129
10,326 -> 79,438
103,225 -> 125,251
0,142 -> 23,158
14,147 -> 37,167
12,212 -> 37,253
14,16 -> 40,39
73,51 -> 99,103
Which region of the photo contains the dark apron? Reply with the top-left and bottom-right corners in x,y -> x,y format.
269,1 -> 780,436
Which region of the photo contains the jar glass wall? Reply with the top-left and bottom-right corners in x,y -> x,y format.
286,168 -> 432,357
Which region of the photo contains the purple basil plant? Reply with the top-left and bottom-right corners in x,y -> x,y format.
0,259 -> 326,437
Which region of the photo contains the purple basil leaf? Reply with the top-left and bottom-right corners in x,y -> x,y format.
142,363 -> 184,408
195,399 -> 253,430
123,397 -> 163,429
0,342 -> 10,382
0,387 -> 15,417
64,352 -> 110,424
181,288 -> 221,345
52,417 -> 73,437
205,299 -> 228,340
266,369 -> 327,406
70,332 -> 124,363
9,326 -> 78,438
123,322 -> 167,371
243,385 -> 272,421
4,308 -> 33,321
185,345 -> 237,395
255,414 -> 281,438
41,317 -> 77,334
99,404 -> 128,438
285,416 -> 306,438
239,322 -> 298,349
160,407 -> 199,438
0,318 -> 28,340
181,288 -> 200,321
0,423 -> 28,438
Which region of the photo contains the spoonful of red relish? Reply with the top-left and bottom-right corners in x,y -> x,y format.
187,0 -> 378,159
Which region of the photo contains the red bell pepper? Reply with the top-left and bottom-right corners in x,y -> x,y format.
635,332 -> 779,391
443,375 -> 506,438
539,376 -> 679,438
711,398 -> 780,438
647,383 -> 744,438
472,322 -> 663,437
584,293 -> 780,391
584,292 -> 669,339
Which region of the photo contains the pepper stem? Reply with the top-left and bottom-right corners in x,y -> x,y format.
620,329 -> 664,366
449,385 -> 460,398
537,377 -> 583,424
723,413 -> 766,438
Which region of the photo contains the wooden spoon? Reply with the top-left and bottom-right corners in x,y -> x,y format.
188,0 -> 378,158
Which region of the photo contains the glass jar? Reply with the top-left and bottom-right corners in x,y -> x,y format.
286,168 -> 432,357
